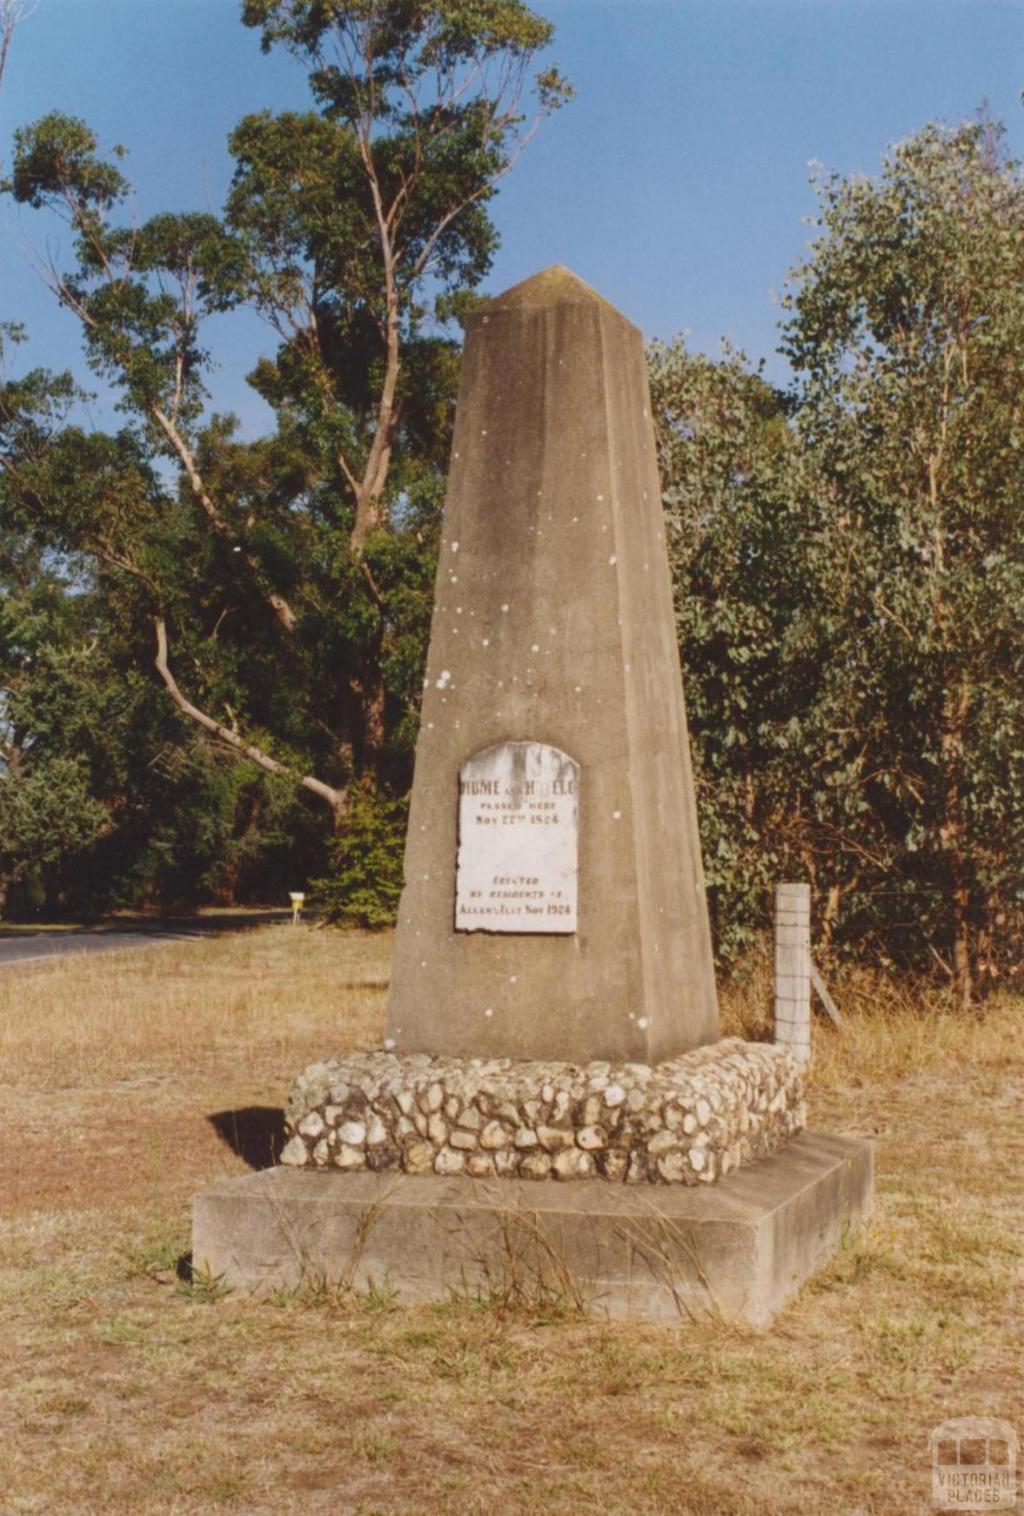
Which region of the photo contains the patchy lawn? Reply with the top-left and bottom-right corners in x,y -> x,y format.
1,927 -> 1020,1515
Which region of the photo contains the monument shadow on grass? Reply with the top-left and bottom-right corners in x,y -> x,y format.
208,1107 -> 287,1171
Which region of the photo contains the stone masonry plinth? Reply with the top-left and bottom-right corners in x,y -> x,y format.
278,1039 -> 805,1186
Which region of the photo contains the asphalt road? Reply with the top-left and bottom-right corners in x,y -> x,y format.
0,911 -> 292,968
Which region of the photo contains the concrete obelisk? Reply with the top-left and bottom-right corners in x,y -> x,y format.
194,269 -> 871,1324
387,267 -> 718,1063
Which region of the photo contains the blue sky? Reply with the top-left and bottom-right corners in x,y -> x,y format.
2,0 -> 1021,437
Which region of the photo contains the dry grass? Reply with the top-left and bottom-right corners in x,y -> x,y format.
0,924 -> 389,1087
1,926 -> 1021,1516
719,948 -> 1023,1087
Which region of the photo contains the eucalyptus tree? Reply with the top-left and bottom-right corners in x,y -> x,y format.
650,339 -> 828,963
0,328 -> 98,910
0,531 -> 111,914
653,116 -> 1024,998
781,117 -> 1024,1003
3,0 -> 569,842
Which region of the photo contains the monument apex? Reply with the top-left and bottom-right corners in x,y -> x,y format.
483,262 -> 626,313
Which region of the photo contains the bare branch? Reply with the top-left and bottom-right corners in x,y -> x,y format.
410,106 -> 546,283
93,542 -> 160,597
0,0 -> 35,100
154,618 -> 346,819
359,557 -> 385,611
20,203 -> 302,641
151,404 -> 298,634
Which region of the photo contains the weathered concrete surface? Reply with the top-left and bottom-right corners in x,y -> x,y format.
387,266 -> 718,1064
192,1131 -> 872,1325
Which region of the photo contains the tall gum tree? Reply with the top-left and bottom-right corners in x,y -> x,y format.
3,0 -> 570,827
650,338 -> 828,965
781,117 -> 1024,1007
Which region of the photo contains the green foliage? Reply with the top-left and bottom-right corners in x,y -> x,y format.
657,113 -> 1024,999
1,1 -> 567,918
126,749 -> 312,911
312,786 -> 408,927
6,120 -> 240,429
651,339 -> 818,963
0,356 -> 324,918
782,115 -> 1024,1000
7,112 -> 128,211
0,499 -> 113,909
240,0 -> 569,116
0,755 -> 106,898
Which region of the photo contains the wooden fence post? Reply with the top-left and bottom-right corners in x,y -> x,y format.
774,882 -> 811,1063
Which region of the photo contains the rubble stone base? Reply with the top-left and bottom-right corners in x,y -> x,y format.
280,1038 -> 805,1186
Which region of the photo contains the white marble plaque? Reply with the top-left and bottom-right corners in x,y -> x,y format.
455,742 -> 579,933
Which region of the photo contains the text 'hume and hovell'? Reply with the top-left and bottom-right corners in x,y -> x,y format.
455,740 -> 579,933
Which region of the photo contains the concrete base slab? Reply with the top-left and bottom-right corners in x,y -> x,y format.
192,1131 -> 872,1325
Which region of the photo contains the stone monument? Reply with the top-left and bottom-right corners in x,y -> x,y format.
192,268 -> 872,1323
386,265 -> 717,1065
